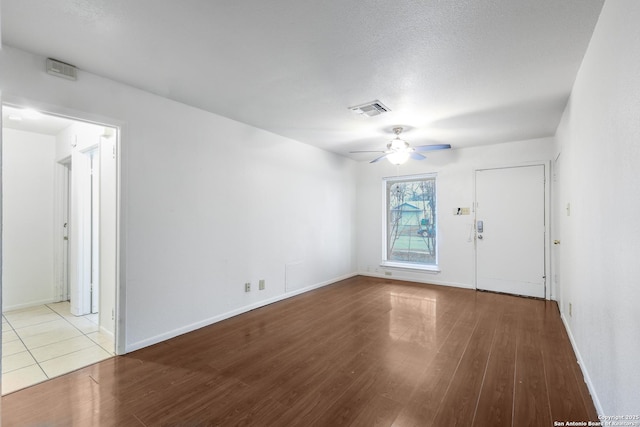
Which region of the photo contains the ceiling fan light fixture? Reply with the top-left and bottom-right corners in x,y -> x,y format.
351,126 -> 450,164
386,151 -> 410,165
389,137 -> 409,150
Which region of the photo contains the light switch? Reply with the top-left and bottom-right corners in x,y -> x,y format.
453,207 -> 471,215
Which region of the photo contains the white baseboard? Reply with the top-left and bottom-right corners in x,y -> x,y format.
126,272 -> 358,353
99,325 -> 115,339
560,313 -> 603,416
3,298 -> 58,312
358,271 -> 474,290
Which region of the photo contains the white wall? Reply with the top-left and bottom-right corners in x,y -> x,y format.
0,46 -> 357,352
553,0 -> 640,415
357,137 -> 553,289
2,128 -> 56,310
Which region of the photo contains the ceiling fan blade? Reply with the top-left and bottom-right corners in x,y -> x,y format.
370,154 -> 388,163
414,143 -> 452,152
349,150 -> 387,154
410,152 -> 426,160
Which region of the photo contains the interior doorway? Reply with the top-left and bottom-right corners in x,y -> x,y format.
1,104 -> 119,394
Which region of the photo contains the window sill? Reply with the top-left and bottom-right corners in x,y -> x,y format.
380,261 -> 441,273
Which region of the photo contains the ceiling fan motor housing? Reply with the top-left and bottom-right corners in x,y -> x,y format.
388,138 -> 410,152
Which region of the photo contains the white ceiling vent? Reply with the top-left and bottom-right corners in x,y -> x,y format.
348,100 -> 391,117
46,58 -> 77,81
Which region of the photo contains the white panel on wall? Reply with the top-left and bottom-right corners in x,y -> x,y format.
2,128 -> 57,310
553,0 -> 640,415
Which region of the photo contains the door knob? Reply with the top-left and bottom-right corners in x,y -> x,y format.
553,240 -> 560,245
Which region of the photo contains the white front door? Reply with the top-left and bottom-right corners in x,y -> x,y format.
475,165 -> 546,298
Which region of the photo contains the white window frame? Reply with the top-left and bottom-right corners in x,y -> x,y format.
381,173 -> 440,272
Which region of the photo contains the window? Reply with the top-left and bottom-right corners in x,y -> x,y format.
383,174 -> 439,270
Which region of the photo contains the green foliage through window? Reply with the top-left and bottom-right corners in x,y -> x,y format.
386,175 -> 437,266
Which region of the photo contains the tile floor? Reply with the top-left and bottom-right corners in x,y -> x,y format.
2,302 -> 114,395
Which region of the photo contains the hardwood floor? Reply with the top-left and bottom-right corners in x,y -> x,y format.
1,276 -> 598,426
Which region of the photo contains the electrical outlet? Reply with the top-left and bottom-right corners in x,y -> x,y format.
259,279 -> 265,290
384,271 -> 392,276
245,282 -> 251,292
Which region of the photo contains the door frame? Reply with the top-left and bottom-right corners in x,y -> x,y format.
55,159 -> 72,302
0,95 -> 126,356
551,152 -> 563,307
473,161 -> 552,300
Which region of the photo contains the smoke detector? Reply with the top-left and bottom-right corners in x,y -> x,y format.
46,58 -> 77,81
348,100 -> 391,117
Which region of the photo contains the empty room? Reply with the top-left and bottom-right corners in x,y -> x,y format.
1,0 -> 639,426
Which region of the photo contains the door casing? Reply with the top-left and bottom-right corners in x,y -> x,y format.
474,162 -> 551,299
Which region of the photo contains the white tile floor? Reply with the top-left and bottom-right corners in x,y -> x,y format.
2,302 -> 114,395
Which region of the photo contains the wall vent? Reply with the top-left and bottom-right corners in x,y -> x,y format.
348,100 -> 391,117
46,58 -> 77,81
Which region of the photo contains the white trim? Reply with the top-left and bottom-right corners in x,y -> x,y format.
99,325 -> 115,339
359,271 -> 473,289
1,95 -> 127,356
544,161 -> 551,300
53,161 -> 71,302
382,173 -> 439,269
1,97 -> 124,130
380,261 -> 441,272
3,298 -> 58,312
126,272 -> 359,353
473,161 -> 551,300
561,313 -> 603,416
382,172 -> 439,182
70,147 -> 93,315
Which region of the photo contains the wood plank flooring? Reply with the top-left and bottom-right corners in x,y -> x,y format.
1,276 -> 598,426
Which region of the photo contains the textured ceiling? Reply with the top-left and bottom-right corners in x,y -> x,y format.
1,0 -> 604,159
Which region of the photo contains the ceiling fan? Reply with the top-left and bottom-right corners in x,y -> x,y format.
350,127 -> 451,165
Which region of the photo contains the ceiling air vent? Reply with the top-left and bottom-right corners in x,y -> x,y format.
348,100 -> 391,117
46,58 -> 77,81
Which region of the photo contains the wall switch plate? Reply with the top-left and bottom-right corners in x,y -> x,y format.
259,279 -> 265,290
245,282 -> 251,292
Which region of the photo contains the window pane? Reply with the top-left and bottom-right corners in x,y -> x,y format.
387,176 -> 437,265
